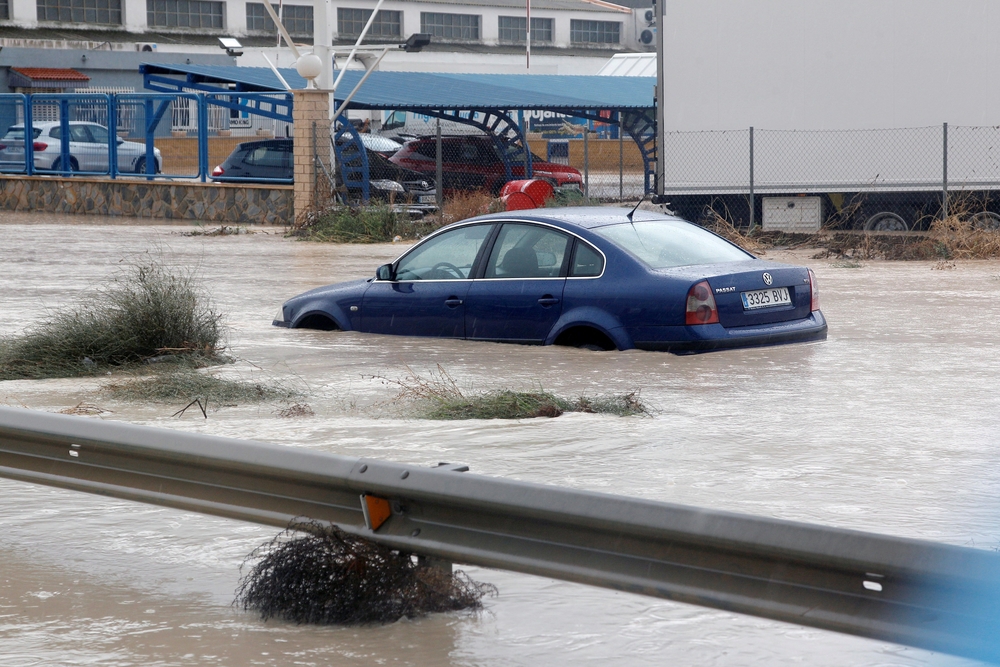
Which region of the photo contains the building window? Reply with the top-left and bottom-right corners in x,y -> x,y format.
37,0 -> 122,24
0,0 -> 9,21
147,0 -> 223,29
337,8 -> 401,38
246,3 -> 312,36
421,12 -> 479,41
498,16 -> 552,44
570,19 -> 619,44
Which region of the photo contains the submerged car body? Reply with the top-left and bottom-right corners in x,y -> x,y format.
273,208 -> 827,353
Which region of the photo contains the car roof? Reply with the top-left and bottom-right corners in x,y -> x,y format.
465,206 -> 684,231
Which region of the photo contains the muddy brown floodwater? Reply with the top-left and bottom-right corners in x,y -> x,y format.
1,212 -> 999,666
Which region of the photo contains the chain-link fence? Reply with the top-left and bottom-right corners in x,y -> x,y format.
659,124 -> 1000,231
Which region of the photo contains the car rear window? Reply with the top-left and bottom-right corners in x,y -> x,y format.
593,220 -> 753,269
2,127 -> 42,140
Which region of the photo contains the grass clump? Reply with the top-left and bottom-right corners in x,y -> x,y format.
102,369 -> 297,404
374,365 -> 650,420
0,257 -> 223,381
293,205 -> 444,243
236,519 -> 496,625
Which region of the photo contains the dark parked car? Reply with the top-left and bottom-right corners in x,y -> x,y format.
389,134 -> 583,195
211,138 -> 436,207
273,207 -> 827,353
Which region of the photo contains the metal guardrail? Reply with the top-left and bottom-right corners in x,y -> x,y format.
0,405 -> 998,662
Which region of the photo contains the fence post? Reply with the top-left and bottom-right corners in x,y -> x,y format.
749,126 -> 755,231
312,121 -> 318,211
435,119 -> 443,214
107,94 -> 117,179
24,95 -> 34,176
583,127 -> 589,199
942,122 -> 949,219
59,99 -> 71,173
197,95 -> 209,182
619,114 -> 624,203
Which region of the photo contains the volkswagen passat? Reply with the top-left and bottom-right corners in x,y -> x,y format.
273,208 -> 827,352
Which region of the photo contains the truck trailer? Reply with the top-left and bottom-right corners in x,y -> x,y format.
657,0 -> 1000,232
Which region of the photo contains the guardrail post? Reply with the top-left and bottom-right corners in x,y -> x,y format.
942,121 -> 949,219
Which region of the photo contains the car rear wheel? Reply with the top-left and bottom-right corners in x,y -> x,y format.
863,211 -> 909,232
52,157 -> 78,173
134,157 -> 160,175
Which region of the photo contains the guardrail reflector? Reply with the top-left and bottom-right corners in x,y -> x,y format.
361,494 -> 391,531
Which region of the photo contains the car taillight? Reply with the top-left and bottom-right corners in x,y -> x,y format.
808,268 -> 820,312
33,142 -> 48,151
212,165 -> 224,176
686,280 -> 719,325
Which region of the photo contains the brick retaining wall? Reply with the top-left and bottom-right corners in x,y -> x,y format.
0,175 -> 293,224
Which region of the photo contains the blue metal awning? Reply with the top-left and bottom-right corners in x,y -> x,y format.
140,63 -> 654,110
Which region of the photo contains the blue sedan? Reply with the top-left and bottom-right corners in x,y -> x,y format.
273,208 -> 827,352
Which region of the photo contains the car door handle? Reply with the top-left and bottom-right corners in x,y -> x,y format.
444,298 -> 464,307
537,296 -> 560,306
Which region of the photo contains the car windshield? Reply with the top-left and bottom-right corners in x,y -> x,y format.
593,220 -> 753,269
2,127 -> 41,140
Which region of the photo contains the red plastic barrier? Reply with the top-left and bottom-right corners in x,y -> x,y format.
500,179 -> 555,210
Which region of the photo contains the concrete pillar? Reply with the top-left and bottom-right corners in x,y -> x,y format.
292,89 -> 331,225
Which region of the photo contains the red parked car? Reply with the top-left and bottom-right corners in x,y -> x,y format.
389,134 -> 583,195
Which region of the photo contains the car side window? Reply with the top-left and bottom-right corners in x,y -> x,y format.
484,224 -> 571,279
245,146 -> 286,168
570,240 -> 604,277
88,125 -> 109,144
394,224 -> 492,281
70,125 -> 92,143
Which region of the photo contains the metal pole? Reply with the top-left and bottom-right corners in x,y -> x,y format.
436,118 -> 443,214
942,122 -> 949,220
312,121 -> 318,210
749,126 -> 755,231
583,127 -> 589,199
619,114 -> 624,202
654,0 -> 665,196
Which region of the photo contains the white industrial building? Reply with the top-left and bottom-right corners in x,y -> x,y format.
0,0 -> 653,75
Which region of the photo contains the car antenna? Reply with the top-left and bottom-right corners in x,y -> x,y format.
626,192 -> 669,222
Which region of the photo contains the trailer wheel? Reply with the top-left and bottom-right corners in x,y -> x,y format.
863,212 -> 909,232
970,211 -> 1000,230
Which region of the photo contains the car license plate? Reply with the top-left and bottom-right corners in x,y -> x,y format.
741,287 -> 791,310
419,195 -> 436,203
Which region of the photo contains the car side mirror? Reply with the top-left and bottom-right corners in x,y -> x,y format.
376,264 -> 395,281
117,137 -> 124,144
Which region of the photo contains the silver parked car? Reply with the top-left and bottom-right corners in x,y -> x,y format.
0,121 -> 161,174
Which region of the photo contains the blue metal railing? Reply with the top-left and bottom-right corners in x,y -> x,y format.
0,92 -> 295,184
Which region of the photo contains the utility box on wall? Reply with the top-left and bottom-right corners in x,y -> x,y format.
762,197 -> 823,232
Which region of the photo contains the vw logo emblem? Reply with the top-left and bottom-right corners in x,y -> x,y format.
762,272 -> 773,286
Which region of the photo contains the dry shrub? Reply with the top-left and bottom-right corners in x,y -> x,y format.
926,215 -> 1000,259
235,519 -> 496,625
0,257 -> 223,380
102,369 -> 297,404
370,365 -> 650,420
441,191 -> 502,224
277,403 -> 315,418
293,205 -> 445,243
702,210 -> 767,254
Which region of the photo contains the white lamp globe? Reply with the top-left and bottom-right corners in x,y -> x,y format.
295,54 -> 323,86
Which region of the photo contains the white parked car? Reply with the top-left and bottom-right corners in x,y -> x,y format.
0,121 -> 161,174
